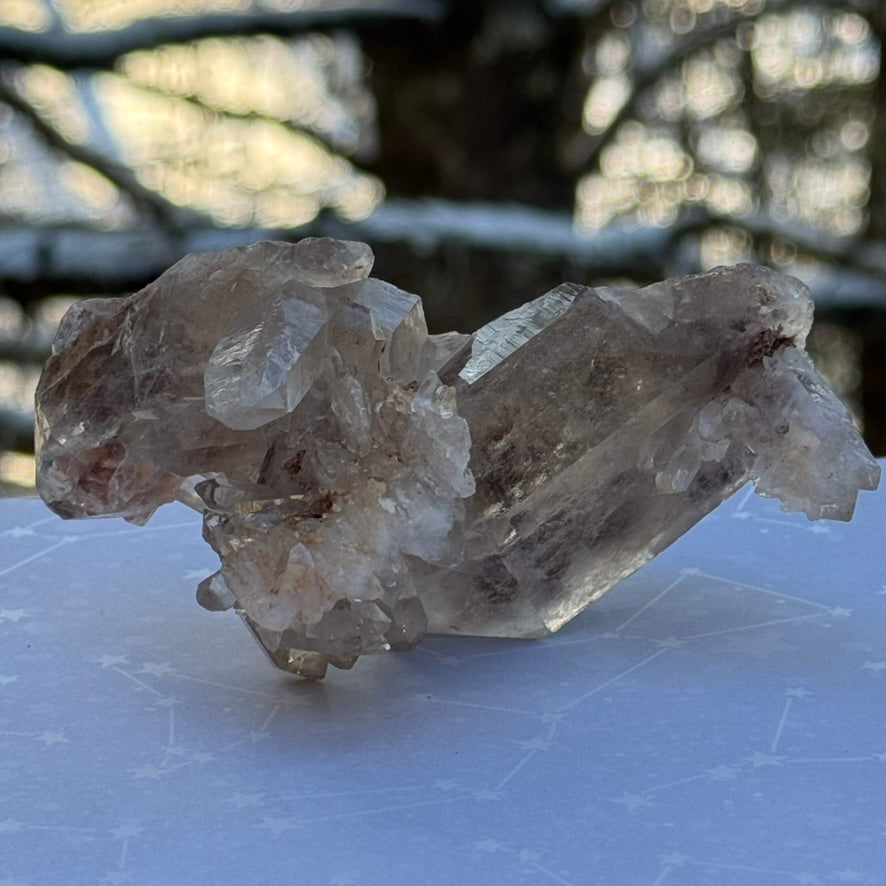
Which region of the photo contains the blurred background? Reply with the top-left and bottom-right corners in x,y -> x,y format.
0,0 -> 884,494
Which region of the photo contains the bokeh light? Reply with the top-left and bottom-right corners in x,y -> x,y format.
56,0 -> 252,33
574,3 -> 880,245
0,0 -> 50,32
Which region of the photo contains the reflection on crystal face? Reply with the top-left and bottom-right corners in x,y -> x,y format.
35,238 -> 880,677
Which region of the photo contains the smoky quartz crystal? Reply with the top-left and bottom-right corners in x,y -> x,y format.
35,238 -> 880,677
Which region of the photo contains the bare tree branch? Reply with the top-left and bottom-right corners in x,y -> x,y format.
0,69 -> 206,229
133,82 -> 360,163
0,1 -> 446,69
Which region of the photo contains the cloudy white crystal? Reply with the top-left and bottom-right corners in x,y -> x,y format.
34,239 -> 880,678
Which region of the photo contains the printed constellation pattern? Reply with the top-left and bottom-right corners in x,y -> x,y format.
1,484 -> 884,884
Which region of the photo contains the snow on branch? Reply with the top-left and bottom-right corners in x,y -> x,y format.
0,199 -> 884,308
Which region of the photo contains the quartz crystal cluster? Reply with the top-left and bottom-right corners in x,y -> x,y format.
35,238 -> 880,678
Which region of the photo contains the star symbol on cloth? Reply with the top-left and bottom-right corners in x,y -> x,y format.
226,793 -> 265,809
277,692 -> 315,708
161,744 -> 188,759
110,825 -> 144,840
653,636 -> 683,649
660,852 -> 691,867
129,764 -> 163,781
94,654 -> 129,669
255,817 -> 297,835
745,752 -> 785,767
434,780 -> 461,791
610,792 -> 653,812
35,730 -> 69,746
517,849 -> 541,864
1,526 -> 36,538
154,697 -> 180,710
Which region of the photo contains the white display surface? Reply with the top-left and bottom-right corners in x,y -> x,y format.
1,473 -> 885,885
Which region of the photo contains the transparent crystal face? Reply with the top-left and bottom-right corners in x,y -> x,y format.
34,239 -> 880,677
459,285 -> 577,384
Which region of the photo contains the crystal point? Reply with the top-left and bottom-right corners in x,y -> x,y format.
34,241 -> 880,676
